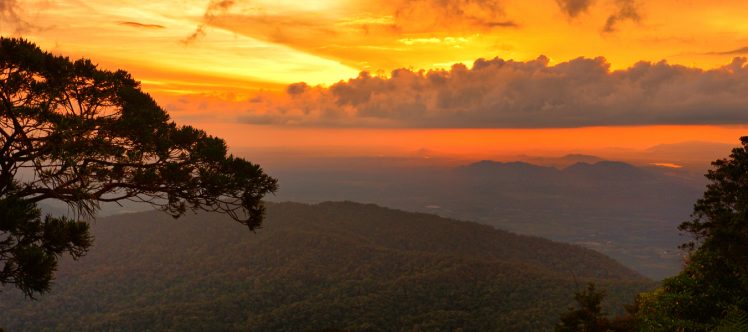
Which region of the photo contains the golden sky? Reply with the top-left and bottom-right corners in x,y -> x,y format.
6,0 -> 748,90
2,0 -> 748,161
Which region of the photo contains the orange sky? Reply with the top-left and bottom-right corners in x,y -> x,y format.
198,122 -> 745,160
7,1 -> 748,89
2,0 -> 748,163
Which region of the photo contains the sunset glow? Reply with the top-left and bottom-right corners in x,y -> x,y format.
651,163 -> 684,169
3,0 -> 748,161
5,1 -> 748,324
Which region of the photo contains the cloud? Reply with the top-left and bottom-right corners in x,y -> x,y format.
487,21 -> 518,28
555,0 -> 642,31
0,0 -> 33,33
556,0 -> 594,17
286,82 -> 309,95
709,47 -> 748,56
187,0 -> 519,71
183,0 -> 236,44
192,0 -> 517,46
118,21 -> 166,29
238,56 -> 748,128
388,0 -> 518,33
603,0 -> 641,32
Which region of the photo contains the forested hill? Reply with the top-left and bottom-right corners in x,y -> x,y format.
270,159 -> 702,279
0,202 -> 652,331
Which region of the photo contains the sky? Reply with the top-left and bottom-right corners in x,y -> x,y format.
2,0 -> 748,166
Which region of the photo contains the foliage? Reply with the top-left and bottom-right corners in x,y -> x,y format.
0,202 -> 652,331
555,283 -> 642,332
0,38 -> 277,297
714,306 -> 748,332
555,283 -> 610,332
0,196 -> 91,298
636,137 -> 748,331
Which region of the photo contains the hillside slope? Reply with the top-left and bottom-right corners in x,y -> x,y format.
0,202 -> 651,331
272,160 -> 702,278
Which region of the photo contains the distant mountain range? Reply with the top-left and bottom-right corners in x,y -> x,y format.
36,155 -> 706,279
270,158 -> 705,279
0,202 -> 651,331
516,154 -> 606,168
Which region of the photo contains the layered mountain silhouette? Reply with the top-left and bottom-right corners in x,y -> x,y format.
271,159 -> 704,278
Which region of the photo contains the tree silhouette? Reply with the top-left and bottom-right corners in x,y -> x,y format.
679,136 -> 748,268
556,283 -> 610,332
0,38 -> 278,297
637,136 -> 748,330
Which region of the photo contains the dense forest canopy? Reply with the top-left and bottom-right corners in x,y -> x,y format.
0,202 -> 652,331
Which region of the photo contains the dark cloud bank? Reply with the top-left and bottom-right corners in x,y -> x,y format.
242,56 -> 748,128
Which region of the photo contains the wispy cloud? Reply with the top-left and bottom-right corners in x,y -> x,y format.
187,0 -> 518,44
556,0 -> 594,18
555,0 -> 642,32
183,0 -> 236,44
707,46 -> 748,56
118,21 -> 166,29
603,0 -> 641,32
388,0 -> 517,33
0,0 -> 33,33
